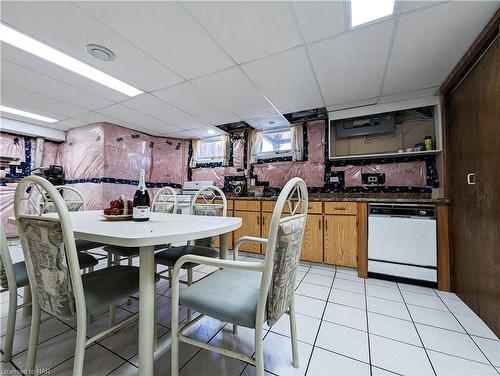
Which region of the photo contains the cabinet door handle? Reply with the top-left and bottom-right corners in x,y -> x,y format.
325,219 -> 328,231
318,219 -> 322,230
467,173 -> 476,185
257,216 -> 260,225
262,216 -> 265,226
335,207 -> 346,211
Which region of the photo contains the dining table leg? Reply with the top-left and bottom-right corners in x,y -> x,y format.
220,232 -> 228,260
139,245 -> 155,376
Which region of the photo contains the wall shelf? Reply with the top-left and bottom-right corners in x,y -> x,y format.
329,149 -> 442,161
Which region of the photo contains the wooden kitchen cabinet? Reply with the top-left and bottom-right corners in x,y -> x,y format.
324,214 -> 358,267
233,210 -> 261,253
301,214 -> 323,262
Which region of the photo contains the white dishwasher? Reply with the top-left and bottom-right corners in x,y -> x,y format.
368,203 -> 437,285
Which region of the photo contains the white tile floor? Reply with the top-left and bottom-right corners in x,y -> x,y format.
1,243 -> 499,376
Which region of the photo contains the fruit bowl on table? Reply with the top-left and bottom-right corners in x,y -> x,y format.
102,196 -> 133,221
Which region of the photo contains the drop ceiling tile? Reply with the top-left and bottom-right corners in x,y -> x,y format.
191,67 -> 280,120
1,44 -> 128,103
1,1 -> 182,92
383,1 -> 499,96
121,93 -> 207,130
292,1 -> 347,43
77,2 -> 234,79
1,59 -> 113,111
185,1 -> 302,63
96,104 -> 181,135
241,46 -> 324,114
153,82 -> 240,126
398,1 -> 447,15
1,83 -> 87,119
245,115 -> 290,130
52,118 -> 89,130
308,19 -> 394,106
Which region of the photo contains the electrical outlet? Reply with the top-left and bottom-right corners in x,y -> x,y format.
329,176 -> 340,183
250,179 -> 256,186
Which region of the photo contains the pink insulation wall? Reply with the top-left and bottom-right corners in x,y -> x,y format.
331,161 -> 427,187
253,120 -> 326,188
41,141 -> 61,166
190,136 -> 245,188
59,123 -> 189,210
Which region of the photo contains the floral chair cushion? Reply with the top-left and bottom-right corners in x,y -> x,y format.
192,204 -> 224,248
152,202 -> 175,213
266,215 -> 306,326
18,217 -> 76,320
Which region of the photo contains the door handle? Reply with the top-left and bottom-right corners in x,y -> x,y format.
467,173 -> 476,185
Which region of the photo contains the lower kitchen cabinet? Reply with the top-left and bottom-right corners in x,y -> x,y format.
301,214 -> 323,262
324,214 -> 358,267
234,210 -> 261,253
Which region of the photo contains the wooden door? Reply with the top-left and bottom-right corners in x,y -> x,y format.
301,215 -> 323,262
324,215 -> 357,267
234,210 -> 261,253
446,35 -> 499,336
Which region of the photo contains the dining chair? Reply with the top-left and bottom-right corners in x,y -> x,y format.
42,185 -> 102,272
0,224 -> 31,362
14,175 -> 158,376
170,177 -> 308,376
155,185 -> 227,288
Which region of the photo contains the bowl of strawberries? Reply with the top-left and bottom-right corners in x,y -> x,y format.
102,195 -> 133,220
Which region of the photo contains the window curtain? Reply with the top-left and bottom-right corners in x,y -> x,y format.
248,129 -> 263,164
190,139 -> 201,168
221,134 -> 231,166
290,123 -> 304,161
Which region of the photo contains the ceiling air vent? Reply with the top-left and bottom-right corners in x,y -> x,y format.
86,44 -> 116,62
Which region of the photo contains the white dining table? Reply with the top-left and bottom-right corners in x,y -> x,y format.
10,210 -> 242,375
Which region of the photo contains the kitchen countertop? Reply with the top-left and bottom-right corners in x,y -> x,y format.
226,193 -> 449,204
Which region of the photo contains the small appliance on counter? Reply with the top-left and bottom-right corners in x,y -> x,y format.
368,203 -> 437,286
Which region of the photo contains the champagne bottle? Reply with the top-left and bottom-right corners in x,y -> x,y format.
133,169 -> 150,222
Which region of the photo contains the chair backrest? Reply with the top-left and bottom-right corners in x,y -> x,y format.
152,186 -> 178,214
260,178 -> 308,326
14,176 -> 85,321
0,225 -> 16,291
42,185 -> 85,213
190,186 -> 227,248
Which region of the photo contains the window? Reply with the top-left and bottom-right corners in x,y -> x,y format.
198,136 -> 223,162
257,128 -> 292,159
350,0 -> 395,27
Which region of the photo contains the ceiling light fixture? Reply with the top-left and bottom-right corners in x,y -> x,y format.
350,0 -> 395,27
0,23 -> 143,97
86,44 -> 116,62
0,105 -> 57,123
207,129 -> 215,135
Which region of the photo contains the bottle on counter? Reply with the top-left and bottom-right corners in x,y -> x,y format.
133,169 -> 150,222
424,136 -> 433,151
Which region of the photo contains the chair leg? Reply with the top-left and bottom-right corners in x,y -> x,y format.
187,269 -> 193,321
107,252 -> 112,267
22,286 -> 32,317
73,316 -> 87,376
232,323 -> 238,335
88,266 -> 95,323
171,278 -> 180,376
255,321 -> 265,376
168,267 -> 172,287
289,297 -> 299,368
108,304 -> 117,328
25,302 -> 41,373
154,282 -> 158,349
127,257 -> 133,305
2,287 -> 18,361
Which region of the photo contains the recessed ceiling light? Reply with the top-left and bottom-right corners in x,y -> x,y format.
350,0 -> 395,27
0,23 -> 143,97
207,129 -> 215,135
0,105 -> 57,123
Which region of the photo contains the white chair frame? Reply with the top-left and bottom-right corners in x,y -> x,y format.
170,177 -> 308,376
0,225 -> 32,362
152,186 -> 178,214
38,185 -> 86,213
14,176 -> 138,376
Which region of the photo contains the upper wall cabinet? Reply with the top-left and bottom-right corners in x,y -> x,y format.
328,97 -> 443,161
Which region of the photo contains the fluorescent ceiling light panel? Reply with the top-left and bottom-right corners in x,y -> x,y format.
0,23 -> 143,97
350,0 -> 395,27
0,105 -> 58,123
